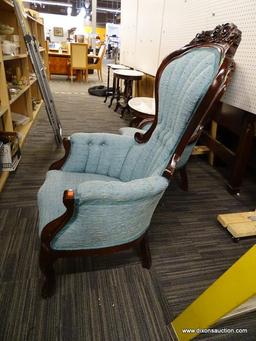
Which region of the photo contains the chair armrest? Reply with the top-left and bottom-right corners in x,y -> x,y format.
76,176 -> 169,203
52,176 -> 169,250
62,132 -> 135,178
137,117 -> 154,130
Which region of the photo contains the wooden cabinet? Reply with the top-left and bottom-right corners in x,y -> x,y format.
48,52 -> 71,76
0,0 -> 48,191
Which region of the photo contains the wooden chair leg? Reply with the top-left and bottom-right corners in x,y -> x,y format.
179,166 -> 188,191
140,234 -> 152,269
39,247 -> 57,299
97,69 -> 100,81
71,68 -> 73,82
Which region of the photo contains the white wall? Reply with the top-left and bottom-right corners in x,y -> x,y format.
120,0 -> 138,69
120,0 -> 256,114
40,13 -> 85,43
135,0 -> 165,75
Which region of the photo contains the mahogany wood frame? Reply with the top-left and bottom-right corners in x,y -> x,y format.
39,23 -> 242,298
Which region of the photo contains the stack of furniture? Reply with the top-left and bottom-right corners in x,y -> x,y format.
0,0 -> 48,191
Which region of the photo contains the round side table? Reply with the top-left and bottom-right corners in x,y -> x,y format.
105,64 -> 130,105
113,69 -> 144,116
128,97 -> 155,127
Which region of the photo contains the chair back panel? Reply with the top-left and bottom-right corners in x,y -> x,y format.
120,47 -> 220,181
97,44 -> 106,65
71,43 -> 88,68
98,44 -> 106,58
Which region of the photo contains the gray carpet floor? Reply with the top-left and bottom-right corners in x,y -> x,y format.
0,67 -> 256,340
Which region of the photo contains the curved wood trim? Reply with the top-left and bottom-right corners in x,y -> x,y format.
137,117 -> 154,129
49,137 -> 71,170
40,189 -> 75,250
47,231 -> 148,258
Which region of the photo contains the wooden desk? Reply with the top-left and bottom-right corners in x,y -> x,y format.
48,52 -> 70,76
48,52 -> 97,77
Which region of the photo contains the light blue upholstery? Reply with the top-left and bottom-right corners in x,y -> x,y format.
119,127 -> 196,169
120,48 -> 220,181
38,47 -> 220,250
38,170 -> 120,235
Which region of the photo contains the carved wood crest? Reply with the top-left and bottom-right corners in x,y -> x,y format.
190,23 -> 242,52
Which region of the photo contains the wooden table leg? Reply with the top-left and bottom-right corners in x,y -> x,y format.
208,120 -> 218,166
104,65 -> 111,103
109,75 -> 117,108
227,114 -> 255,195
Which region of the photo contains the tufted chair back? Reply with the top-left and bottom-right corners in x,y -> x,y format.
120,47 -> 220,181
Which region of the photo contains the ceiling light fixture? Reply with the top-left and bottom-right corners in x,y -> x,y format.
67,6 -> 72,15
84,0 -> 90,9
24,0 -> 72,8
96,7 -> 121,14
78,6 -> 86,17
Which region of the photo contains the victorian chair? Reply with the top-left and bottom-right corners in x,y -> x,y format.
38,24 -> 241,298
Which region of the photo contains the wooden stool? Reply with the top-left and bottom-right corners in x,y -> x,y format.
105,64 -> 130,105
128,97 -> 155,127
112,69 -> 144,116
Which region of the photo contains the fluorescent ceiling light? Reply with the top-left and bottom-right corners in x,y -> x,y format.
96,7 -> 121,13
24,0 -> 72,7
78,6 -> 86,17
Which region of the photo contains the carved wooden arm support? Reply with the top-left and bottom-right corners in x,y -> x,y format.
49,138 -> 71,170
40,189 -> 75,250
137,117 -> 154,129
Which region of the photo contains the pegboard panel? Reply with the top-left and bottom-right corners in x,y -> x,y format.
135,0 -> 165,75
120,0 -> 138,68
159,0 -> 256,114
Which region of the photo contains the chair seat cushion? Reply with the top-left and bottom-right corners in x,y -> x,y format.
37,170 -> 119,235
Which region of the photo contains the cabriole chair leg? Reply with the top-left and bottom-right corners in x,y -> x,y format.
39,247 -> 57,299
140,235 -> 152,269
179,166 -> 188,191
